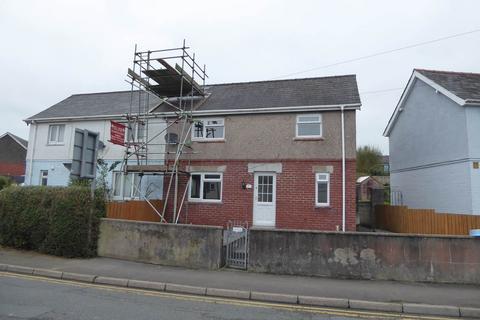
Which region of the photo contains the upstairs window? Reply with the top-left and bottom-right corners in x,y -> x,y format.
192,118 -> 224,141
189,172 -> 222,202
125,121 -> 146,143
296,114 -> 322,138
48,124 -> 65,145
315,173 -> 330,206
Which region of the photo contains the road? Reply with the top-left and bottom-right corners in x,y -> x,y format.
0,272 -> 456,320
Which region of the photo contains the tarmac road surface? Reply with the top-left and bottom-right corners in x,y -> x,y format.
0,272 -> 453,320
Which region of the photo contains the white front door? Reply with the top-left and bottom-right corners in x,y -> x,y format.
253,173 -> 276,227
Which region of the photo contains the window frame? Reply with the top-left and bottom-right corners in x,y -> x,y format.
296,114 -> 322,138
191,118 -> 225,141
40,170 -> 48,186
47,124 -> 66,145
315,172 -> 330,207
188,172 -> 223,203
112,172 -> 141,200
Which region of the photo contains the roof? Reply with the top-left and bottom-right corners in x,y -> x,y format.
416,69 -> 480,103
153,75 -> 361,114
384,69 -> 480,136
26,91 -> 162,122
26,75 -> 361,122
356,176 -> 370,183
0,132 -> 28,149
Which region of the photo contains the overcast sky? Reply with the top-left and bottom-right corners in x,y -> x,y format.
1,0 -> 479,154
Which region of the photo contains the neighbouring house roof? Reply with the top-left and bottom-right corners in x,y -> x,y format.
25,75 -> 361,122
384,69 -> 480,136
416,69 -> 480,103
152,75 -> 361,115
0,132 -> 28,149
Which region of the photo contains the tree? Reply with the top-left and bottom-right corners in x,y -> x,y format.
356,145 -> 383,176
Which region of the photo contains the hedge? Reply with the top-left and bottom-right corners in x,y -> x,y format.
0,186 -> 105,257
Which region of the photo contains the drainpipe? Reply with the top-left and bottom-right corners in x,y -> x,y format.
341,106 -> 346,232
27,121 -> 38,185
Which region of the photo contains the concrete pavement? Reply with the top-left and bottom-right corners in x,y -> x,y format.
1,247 -> 480,318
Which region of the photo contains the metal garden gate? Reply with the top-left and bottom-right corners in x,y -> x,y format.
224,221 -> 248,269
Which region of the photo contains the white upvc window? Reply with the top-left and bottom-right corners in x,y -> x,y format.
48,124 -> 66,145
296,114 -> 322,138
125,121 -> 146,143
112,172 -> 141,200
189,172 -> 223,202
315,173 -> 330,207
40,170 -> 48,186
192,118 -> 224,141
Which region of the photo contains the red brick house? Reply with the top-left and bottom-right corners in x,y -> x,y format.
0,132 -> 28,184
155,75 -> 361,231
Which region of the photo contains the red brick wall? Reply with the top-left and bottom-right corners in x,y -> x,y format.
163,159 -> 356,231
0,162 -> 25,177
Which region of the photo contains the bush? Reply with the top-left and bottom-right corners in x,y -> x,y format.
0,176 -> 12,191
0,186 -> 105,257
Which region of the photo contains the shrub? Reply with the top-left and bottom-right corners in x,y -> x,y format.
0,186 -> 105,257
0,176 -> 12,191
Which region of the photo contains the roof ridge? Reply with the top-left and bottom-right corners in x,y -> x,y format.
70,89 -> 139,97
205,74 -> 356,87
415,68 -> 480,76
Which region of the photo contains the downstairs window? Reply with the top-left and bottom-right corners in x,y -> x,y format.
189,173 -> 222,202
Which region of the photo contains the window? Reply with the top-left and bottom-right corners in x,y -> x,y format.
125,122 -> 146,143
192,118 -> 224,140
40,170 -> 48,186
48,124 -> 65,144
296,114 -> 322,138
189,173 -> 222,202
112,172 -> 141,199
315,173 -> 330,206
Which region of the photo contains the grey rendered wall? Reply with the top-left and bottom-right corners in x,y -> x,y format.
98,218 -> 223,269
391,162 -> 472,213
466,106 -> 480,214
388,79 -> 472,213
248,228 -> 480,284
168,110 -> 356,160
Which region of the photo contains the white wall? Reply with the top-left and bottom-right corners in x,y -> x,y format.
26,118 -> 166,162
25,117 -> 167,200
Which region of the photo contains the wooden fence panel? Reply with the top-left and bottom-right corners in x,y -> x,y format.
375,205 -> 480,235
106,200 -> 163,222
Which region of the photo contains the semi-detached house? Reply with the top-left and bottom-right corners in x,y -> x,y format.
24,75 -> 361,231
156,76 -> 361,231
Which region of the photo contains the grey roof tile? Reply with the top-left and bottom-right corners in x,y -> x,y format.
26,75 -> 361,120
26,91 -> 161,121
416,69 -> 480,102
154,75 -> 360,113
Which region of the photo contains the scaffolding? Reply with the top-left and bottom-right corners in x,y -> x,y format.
121,40 -> 207,224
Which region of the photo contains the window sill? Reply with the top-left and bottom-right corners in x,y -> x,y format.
315,204 -> 331,209
47,143 -> 65,146
188,200 -> 223,205
293,137 -> 324,141
193,139 -> 225,143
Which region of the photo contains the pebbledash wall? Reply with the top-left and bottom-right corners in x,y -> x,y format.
164,159 -> 356,231
163,111 -> 357,231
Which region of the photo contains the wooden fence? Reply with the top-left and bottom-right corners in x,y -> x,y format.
106,200 -> 163,222
375,205 -> 480,235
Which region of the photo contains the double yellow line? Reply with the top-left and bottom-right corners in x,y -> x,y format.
0,272 -> 457,320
